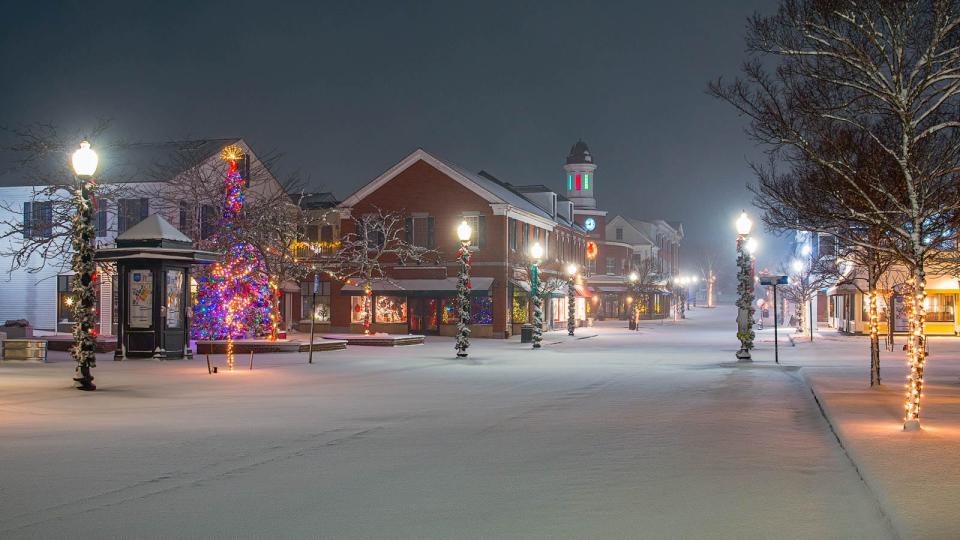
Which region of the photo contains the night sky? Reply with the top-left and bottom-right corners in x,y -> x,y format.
1,0 -> 789,287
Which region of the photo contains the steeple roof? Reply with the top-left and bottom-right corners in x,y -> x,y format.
566,139 -> 593,165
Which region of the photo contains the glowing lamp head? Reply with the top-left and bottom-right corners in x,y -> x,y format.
691,276 -> 699,283
629,272 -> 638,283
530,242 -> 544,261
566,263 -> 578,277
735,211 -> 753,235
71,141 -> 98,177
800,243 -> 812,256
457,220 -> 472,242
745,237 -> 758,254
791,259 -> 804,273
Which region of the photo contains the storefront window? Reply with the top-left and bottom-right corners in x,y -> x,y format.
375,296 -> 407,323
351,296 -> 369,324
926,293 -> 955,322
301,281 -> 331,322
471,297 -> 493,324
512,291 -> 529,323
440,298 -> 457,325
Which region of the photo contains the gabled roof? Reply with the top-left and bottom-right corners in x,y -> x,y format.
339,148 -> 562,228
117,214 -> 193,243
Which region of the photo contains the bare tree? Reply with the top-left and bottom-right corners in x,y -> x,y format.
711,0 -> 960,428
0,122 -> 129,273
697,248 -> 720,307
630,256 -> 664,321
780,258 -> 834,339
243,190 -> 336,337
334,208 -> 438,334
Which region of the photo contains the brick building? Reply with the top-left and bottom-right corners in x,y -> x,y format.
323,148 -> 589,338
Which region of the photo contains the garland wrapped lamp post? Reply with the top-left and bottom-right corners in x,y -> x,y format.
71,141 -> 99,391
735,211 -> 755,361
455,220 -> 472,358
566,263 -> 578,336
629,271 -> 639,330
530,242 -> 544,349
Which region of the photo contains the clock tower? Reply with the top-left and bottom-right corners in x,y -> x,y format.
564,140 -> 598,210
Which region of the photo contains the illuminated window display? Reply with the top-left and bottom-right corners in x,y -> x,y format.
512,290 -> 529,323
471,297 -> 493,324
375,296 -> 407,323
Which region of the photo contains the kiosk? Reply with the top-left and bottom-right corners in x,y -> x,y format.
95,215 -> 216,359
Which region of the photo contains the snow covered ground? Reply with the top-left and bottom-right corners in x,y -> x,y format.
0,307 -> 898,539
773,326 -> 960,539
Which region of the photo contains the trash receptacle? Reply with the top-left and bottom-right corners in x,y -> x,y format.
520,324 -> 534,343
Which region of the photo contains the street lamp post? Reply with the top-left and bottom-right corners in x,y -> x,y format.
530,242 -> 544,349
455,220 -> 473,358
735,211 -> 755,361
566,263 -> 577,336
71,141 -> 99,391
628,271 -> 639,330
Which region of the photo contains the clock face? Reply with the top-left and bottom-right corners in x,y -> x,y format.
584,218 -> 596,231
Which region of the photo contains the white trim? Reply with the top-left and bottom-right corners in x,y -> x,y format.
505,208 -> 556,231
339,149 -> 501,208
573,209 -> 608,216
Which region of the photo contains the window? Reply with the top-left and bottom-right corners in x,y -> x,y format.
521,223 -> 529,252
177,201 -> 192,236
926,293 -> 955,322
57,275 -> 76,323
96,200 -> 109,238
351,296 -> 369,324
405,215 -> 435,249
471,297 -> 493,324
616,228 -> 624,241
301,280 -> 331,322
567,173 -> 573,191
23,201 -> 53,239
461,214 -> 486,248
509,218 -> 518,250
584,173 -> 590,190
320,225 -> 334,242
606,257 -> 616,275
117,198 -> 149,234
165,270 -> 184,329
200,204 -> 217,240
374,296 -> 407,323
512,289 -> 529,323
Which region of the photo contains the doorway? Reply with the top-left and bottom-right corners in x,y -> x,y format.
409,297 -> 439,335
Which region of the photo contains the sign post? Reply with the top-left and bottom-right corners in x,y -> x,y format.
308,274 -> 319,364
759,275 -> 789,364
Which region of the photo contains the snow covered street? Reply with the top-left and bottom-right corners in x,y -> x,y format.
0,307 -> 895,539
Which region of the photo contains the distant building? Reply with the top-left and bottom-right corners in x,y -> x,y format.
561,140 -> 682,320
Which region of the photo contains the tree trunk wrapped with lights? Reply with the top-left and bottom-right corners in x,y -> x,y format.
904,270 -> 928,431
531,264 -> 543,348
735,236 -> 755,358
455,243 -> 471,357
567,278 -> 576,336
71,175 -> 98,390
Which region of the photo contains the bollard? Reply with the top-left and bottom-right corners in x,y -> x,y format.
206,354 -> 212,374
249,351 -> 254,370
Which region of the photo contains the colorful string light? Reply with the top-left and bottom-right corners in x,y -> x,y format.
191,147 -> 274,349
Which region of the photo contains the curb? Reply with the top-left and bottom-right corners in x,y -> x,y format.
796,369 -> 903,540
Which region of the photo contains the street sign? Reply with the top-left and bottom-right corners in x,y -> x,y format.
759,275 -> 788,286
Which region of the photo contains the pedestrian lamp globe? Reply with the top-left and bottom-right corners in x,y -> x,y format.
745,237 -> 758,255
457,220 -> 472,243
566,263 -> 578,277
792,259 -> 804,273
629,271 -> 638,283
691,276 -> 699,283
735,211 -> 753,235
530,242 -> 544,261
72,141 -> 98,177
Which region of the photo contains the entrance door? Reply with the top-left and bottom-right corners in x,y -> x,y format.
283,292 -> 295,331
409,298 -> 439,335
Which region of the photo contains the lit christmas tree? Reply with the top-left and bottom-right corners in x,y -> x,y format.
191,145 -> 274,345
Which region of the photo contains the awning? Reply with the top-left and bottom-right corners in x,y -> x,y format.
340,277 -> 494,297
509,279 -> 565,298
574,284 -> 593,298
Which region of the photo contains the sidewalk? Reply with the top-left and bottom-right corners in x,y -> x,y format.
784,335 -> 960,539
